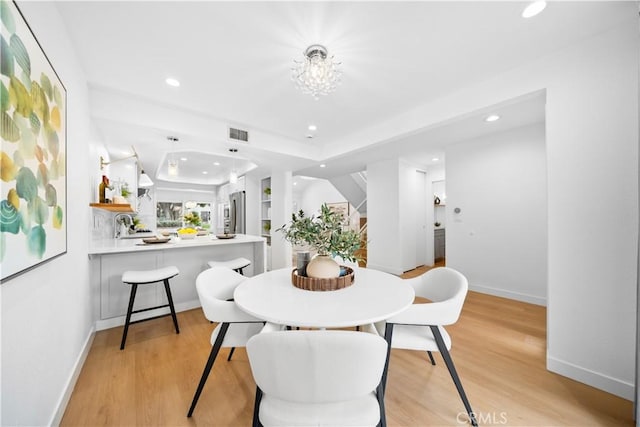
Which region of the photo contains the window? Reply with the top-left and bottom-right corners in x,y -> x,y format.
156,202 -> 183,228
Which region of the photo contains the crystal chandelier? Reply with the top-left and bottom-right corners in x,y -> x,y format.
292,44 -> 341,100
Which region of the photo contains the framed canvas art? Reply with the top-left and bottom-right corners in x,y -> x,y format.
1,0 -> 67,283
326,202 -> 349,223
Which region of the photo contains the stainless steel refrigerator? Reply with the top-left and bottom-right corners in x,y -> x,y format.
228,191 -> 246,234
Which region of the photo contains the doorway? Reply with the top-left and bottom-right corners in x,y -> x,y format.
433,180 -> 446,263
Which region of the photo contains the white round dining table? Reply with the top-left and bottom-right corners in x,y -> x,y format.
233,267 -> 415,329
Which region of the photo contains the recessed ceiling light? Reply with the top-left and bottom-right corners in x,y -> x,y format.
180,157 -> 188,161
319,164 -> 326,168
522,1 -> 546,18
432,157 -> 439,162
293,182 -> 298,186
213,162 -> 220,166
308,124 -> 317,131
202,171 -> 208,175
485,114 -> 501,122
165,78 -> 180,87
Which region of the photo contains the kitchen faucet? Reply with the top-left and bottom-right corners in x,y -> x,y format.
114,213 -> 134,239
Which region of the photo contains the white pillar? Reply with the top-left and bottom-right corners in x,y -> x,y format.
270,169 -> 293,269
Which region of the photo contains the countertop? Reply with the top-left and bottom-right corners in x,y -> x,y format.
89,233 -> 266,256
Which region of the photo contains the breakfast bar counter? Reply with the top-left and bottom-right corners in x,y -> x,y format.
89,233 -> 266,255
89,234 -> 266,330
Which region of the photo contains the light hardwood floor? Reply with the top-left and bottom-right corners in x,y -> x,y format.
61,266 -> 634,426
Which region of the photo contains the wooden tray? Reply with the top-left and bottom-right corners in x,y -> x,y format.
291,267 -> 354,291
142,237 -> 170,244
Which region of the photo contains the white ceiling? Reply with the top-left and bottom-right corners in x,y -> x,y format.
54,1 -> 631,186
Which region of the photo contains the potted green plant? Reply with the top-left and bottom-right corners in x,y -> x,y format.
183,211 -> 202,227
277,203 -> 361,278
120,183 -> 132,198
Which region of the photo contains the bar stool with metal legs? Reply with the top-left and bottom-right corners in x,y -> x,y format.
120,265 -> 180,350
207,257 -> 251,275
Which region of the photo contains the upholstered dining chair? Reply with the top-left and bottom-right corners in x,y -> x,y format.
247,330 -> 388,427
187,267 -> 264,417
378,267 -> 477,427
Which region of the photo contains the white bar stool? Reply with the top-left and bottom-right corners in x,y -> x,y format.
120,265 -> 180,350
207,257 -> 251,275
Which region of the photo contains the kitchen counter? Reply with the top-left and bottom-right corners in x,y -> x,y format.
89,234 -> 267,330
89,233 -> 265,255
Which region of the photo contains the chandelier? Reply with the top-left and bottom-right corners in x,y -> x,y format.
292,44 -> 341,100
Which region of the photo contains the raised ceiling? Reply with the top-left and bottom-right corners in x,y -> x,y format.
55,1 -> 631,185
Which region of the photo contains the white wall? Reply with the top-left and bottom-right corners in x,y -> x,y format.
244,174 -> 260,237
446,123 -> 547,305
357,14 -> 638,398
270,170 -> 292,269
542,24 -> 637,399
368,159 -> 428,274
367,159 -> 403,274
1,2 -> 94,425
298,179 -> 347,217
399,160 -> 418,271
367,19 -> 637,398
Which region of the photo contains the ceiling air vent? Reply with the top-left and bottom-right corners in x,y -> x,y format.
228,127 -> 249,143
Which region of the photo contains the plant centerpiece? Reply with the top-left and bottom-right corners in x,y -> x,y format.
183,211 -> 202,228
120,183 -> 132,199
277,203 -> 361,279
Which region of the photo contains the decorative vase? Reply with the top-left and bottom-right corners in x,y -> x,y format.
306,254 -> 340,279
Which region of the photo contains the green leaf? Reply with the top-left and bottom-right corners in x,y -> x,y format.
40,73 -> 52,100
27,224 -> 46,258
0,80 -> 9,111
9,75 -> 32,117
1,0 -> 16,34
46,125 -> 59,157
31,81 -> 48,124
1,35 -> 14,77
12,149 -> 23,167
53,85 -> 63,110
1,111 -> 19,142
15,166 -> 37,202
10,34 -> 30,76
29,196 -> 48,225
15,111 -> 36,158
29,111 -> 40,135
0,199 -> 20,234
19,70 -> 31,92
52,205 -> 62,229
18,202 -> 29,233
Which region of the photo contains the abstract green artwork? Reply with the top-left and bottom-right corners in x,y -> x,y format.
1,0 -> 66,282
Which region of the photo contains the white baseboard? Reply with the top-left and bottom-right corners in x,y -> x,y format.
547,354 -> 634,400
50,326 -> 96,427
469,284 -> 547,306
95,299 -> 201,331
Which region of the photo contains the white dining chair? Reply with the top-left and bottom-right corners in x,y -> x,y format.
247,330 -> 388,427
187,267 -> 264,418
378,267 -> 477,427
